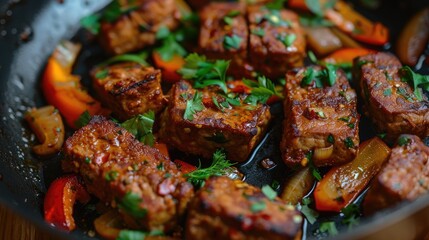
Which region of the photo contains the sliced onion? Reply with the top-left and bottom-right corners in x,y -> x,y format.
313,145 -> 334,161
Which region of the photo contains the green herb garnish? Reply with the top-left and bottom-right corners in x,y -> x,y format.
341,204 -> 360,229
183,91 -> 205,121
243,76 -> 282,105
399,66 -> 429,101
224,34 -> 243,50
185,149 -> 235,188
98,51 -> 149,67
276,33 -> 296,47
95,69 -> 109,79
319,221 -> 338,236
121,111 -> 155,146
117,229 -> 163,240
179,53 -> 230,93
344,137 -> 355,149
118,192 -> 148,218
304,0 -> 336,16
251,28 -> 265,37
261,185 -> 277,200
74,110 -> 91,128
397,136 -> 410,146
298,197 -> 319,224
250,201 -> 266,213
105,170 -> 119,182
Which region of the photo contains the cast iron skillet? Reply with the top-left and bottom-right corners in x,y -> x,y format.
1,0 -> 429,239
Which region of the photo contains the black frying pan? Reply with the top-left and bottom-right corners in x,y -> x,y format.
1,0 -> 429,239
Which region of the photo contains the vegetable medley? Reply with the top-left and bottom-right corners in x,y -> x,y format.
24,0 -> 429,239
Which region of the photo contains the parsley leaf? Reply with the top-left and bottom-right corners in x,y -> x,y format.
118,192 -> 148,218
80,14 -> 101,34
266,0 -> 287,10
397,135 -> 411,146
319,221 -> 338,236
304,0 -> 337,16
399,66 -> 429,101
74,110 -> 91,128
277,33 -> 297,47
251,201 -> 266,213
341,204 -> 360,229
301,65 -> 338,88
243,76 -> 282,105
251,28 -> 265,37
185,149 -> 235,188
154,27 -> 187,61
179,53 -> 230,93
117,229 -> 163,240
299,14 -> 333,27
261,185 -> 277,200
383,88 -> 392,96
307,151 -> 322,181
344,137 -> 355,149
298,197 -> 319,224
98,51 -> 149,67
121,111 -> 155,146
183,91 -> 204,121
224,34 -> 243,50
95,69 -> 109,79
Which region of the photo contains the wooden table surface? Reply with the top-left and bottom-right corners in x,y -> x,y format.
0,204 -> 56,240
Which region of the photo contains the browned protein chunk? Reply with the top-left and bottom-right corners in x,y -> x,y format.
363,135 -> 429,215
62,117 -> 194,231
187,0 -> 272,10
353,52 -> 429,141
198,2 -> 251,78
281,67 -> 359,167
158,80 -> 271,163
186,176 -> 303,240
248,5 -> 306,79
99,0 -> 181,55
91,63 -> 167,121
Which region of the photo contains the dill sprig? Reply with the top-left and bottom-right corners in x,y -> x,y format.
185,149 -> 235,187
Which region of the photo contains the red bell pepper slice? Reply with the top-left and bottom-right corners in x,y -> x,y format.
44,175 -> 90,231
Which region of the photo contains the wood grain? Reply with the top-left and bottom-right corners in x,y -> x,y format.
0,204 -> 56,240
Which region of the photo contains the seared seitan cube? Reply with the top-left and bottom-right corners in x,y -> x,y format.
198,2 -> 250,78
281,66 -> 359,167
353,52 -> 429,141
62,117 -> 194,231
363,135 -> 429,215
158,80 -> 271,163
99,0 -> 181,55
248,5 -> 306,79
186,176 -> 303,240
91,63 -> 167,121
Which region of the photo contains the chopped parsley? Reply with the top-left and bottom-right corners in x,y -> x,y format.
74,110 -> 91,128
327,134 -> 335,144
118,192 -> 148,218
251,28 -> 265,37
307,151 -> 322,181
105,170 -> 119,182
399,66 -> 429,101
301,64 -> 338,87
319,221 -> 338,236
224,34 -> 243,50
377,133 -> 386,139
179,53 -> 230,93
298,197 -> 319,224
304,0 -> 336,16
95,68 -> 109,79
341,204 -> 360,229
344,137 -> 355,149
157,162 -> 164,171
258,10 -> 291,27
121,111 -> 155,146
397,136 -> 411,146
250,201 -> 266,213
85,157 -> 91,164
276,33 -> 296,47
383,88 -> 392,96
243,76 -> 282,105
397,87 -> 415,102
265,0 -> 287,10
117,229 -> 163,240
98,51 -> 149,67
299,14 -> 333,27
154,27 -> 187,61
183,91 -> 205,121
80,0 -> 139,34
261,185 -> 277,200
384,70 -> 392,80
223,10 -> 240,26
185,149 -> 235,188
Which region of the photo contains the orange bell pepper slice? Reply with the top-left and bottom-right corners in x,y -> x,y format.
152,52 -> 185,84
325,1 -> 389,46
42,41 -> 110,128
44,175 -> 90,231
314,137 -> 391,212
323,47 -> 376,65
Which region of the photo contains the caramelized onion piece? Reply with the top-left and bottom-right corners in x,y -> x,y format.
281,167 -> 315,205
313,145 -> 334,161
25,105 -> 65,156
